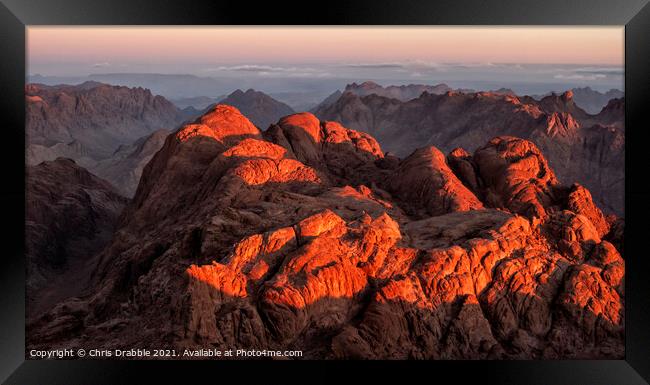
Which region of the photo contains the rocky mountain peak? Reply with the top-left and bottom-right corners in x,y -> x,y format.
344,81 -> 453,102
178,104 -> 261,144
561,89 -> 574,101
28,98 -> 625,361
346,81 -> 382,91
217,88 -> 295,129
230,89 -> 245,97
600,97 -> 624,114
538,90 -> 584,118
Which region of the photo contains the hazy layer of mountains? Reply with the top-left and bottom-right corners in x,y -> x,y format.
29,73 -> 622,114
26,83 -> 299,196
26,82 -> 189,196
344,81 -> 453,99
26,80 -> 624,216
314,89 -> 624,215
170,95 -> 225,110
28,73 -> 336,111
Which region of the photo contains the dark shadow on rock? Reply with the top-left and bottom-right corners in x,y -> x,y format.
26,159 -> 128,320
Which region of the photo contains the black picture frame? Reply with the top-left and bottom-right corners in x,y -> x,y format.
1,0 -> 649,384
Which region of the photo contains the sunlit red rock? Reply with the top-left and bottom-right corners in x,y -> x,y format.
473,136 -> 558,218
565,183 -> 610,237
390,146 -> 483,217
177,104 -> 261,144
266,112 -> 386,186
27,106 -> 625,361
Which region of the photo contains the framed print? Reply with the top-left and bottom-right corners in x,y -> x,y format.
1,0 -> 649,384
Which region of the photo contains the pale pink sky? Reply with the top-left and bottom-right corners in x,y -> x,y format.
28,26 -> 624,66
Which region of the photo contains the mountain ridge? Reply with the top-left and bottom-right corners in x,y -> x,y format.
26,81 -> 187,161
314,90 -> 624,215
218,88 -> 295,129
27,106 -> 624,360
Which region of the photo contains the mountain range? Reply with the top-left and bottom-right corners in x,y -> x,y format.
29,73 -> 622,114
29,73 -> 343,111
26,81 -> 187,163
345,81 -> 453,100
26,83 -> 297,196
314,89 -> 624,215
27,105 -> 624,360
26,81 -> 624,215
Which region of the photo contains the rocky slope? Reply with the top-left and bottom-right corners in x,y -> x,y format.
310,90 -> 343,113
314,90 -> 624,216
592,97 -> 625,129
26,158 -> 128,319
218,89 -> 295,129
26,81 -> 193,196
26,82 -> 186,161
571,87 -> 624,114
27,107 -> 624,360
92,129 -> 170,197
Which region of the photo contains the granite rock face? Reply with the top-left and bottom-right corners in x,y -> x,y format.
27,107 -> 624,360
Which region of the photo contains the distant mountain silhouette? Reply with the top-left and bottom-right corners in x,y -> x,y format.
533,87 -> 624,114
93,129 -> 171,197
218,88 -> 295,129
87,73 -> 226,99
345,81 -> 452,100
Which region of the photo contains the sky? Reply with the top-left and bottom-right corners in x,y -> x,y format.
27,27 -> 625,95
